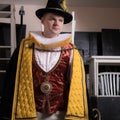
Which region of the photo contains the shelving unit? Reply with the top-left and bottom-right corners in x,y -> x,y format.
0,0 -> 16,97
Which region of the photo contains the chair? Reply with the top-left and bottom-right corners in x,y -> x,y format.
98,72 -> 120,96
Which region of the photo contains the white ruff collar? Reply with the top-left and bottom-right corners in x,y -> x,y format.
29,31 -> 71,45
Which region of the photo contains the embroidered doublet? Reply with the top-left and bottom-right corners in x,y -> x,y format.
32,44 -> 72,114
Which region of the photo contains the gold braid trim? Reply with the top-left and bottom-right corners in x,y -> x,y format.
12,39 -> 37,120
65,49 -> 89,120
29,32 -> 72,49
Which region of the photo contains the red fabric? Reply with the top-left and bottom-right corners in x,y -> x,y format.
32,44 -> 72,114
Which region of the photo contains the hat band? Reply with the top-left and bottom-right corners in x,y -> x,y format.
46,7 -> 66,12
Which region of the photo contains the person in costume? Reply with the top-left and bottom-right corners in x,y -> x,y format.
0,0 -> 89,120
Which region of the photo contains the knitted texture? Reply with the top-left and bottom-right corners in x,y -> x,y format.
65,49 -> 89,120
12,39 -> 36,119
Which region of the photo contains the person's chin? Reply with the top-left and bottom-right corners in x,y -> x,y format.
52,31 -> 61,35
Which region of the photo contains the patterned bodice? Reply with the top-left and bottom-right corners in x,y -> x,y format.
32,44 -> 73,114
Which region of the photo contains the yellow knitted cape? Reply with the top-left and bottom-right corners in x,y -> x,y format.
11,38 -> 89,120
65,49 -> 89,120
11,39 -> 37,120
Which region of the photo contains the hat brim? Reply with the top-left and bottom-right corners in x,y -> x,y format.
36,8 -> 73,24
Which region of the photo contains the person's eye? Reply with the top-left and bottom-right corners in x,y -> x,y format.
59,19 -> 64,23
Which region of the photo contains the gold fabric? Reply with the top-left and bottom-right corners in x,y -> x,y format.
65,49 -> 89,120
11,39 -> 37,120
11,35 -> 88,120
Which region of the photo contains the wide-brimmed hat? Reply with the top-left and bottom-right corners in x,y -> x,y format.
35,0 -> 73,24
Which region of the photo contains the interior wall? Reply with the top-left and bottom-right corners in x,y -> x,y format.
73,7 -> 120,32
14,4 -> 120,36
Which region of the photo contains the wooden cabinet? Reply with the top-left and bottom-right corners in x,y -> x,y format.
89,56 -> 120,120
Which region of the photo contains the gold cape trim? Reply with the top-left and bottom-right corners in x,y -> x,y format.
11,39 -> 37,120
11,37 -> 89,120
65,49 -> 89,120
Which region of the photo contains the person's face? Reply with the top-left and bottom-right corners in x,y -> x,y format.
41,13 -> 64,38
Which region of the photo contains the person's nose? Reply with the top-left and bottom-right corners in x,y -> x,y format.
54,20 -> 59,26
